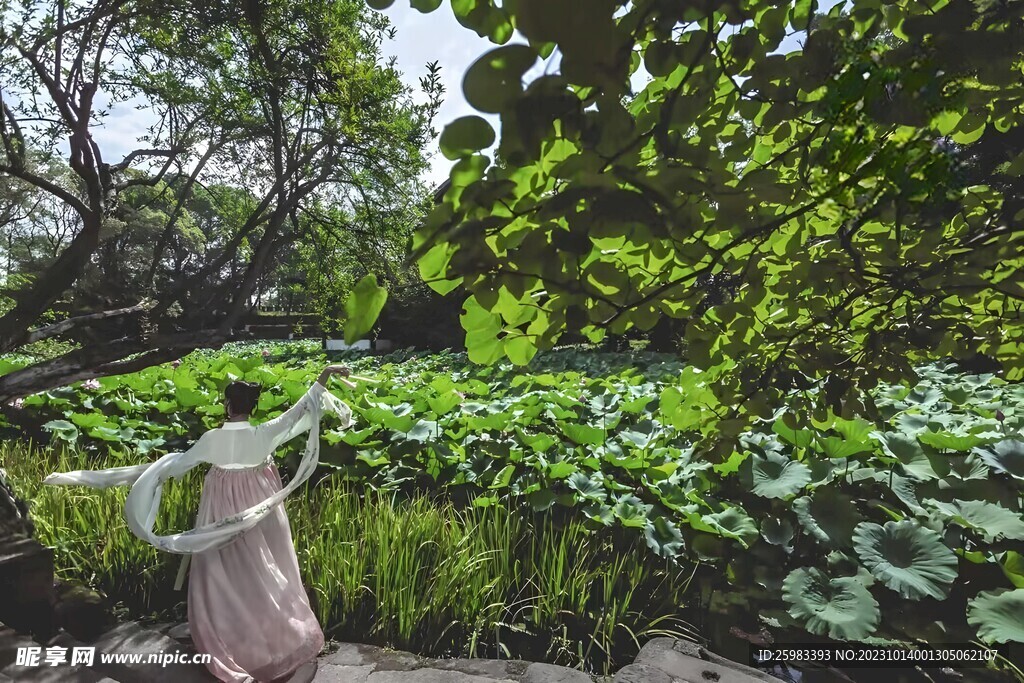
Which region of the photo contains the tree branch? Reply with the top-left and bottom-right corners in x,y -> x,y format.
24,301 -> 155,344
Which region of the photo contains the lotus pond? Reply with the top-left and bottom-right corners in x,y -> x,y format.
1,343 -> 1022,681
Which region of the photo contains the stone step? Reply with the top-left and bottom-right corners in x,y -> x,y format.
0,661 -> 116,682
0,628 -> 38,670
77,622 -> 217,683
0,537 -> 49,565
631,638 -> 775,683
521,662 -> 593,683
166,623 -> 191,641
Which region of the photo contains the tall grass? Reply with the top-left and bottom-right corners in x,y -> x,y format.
2,442 -> 697,673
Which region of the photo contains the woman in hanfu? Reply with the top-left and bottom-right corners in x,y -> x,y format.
44,364 -> 356,683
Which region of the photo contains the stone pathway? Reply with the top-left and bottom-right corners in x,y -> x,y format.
1,618 -> 774,683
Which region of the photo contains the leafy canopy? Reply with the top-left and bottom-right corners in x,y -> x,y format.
380,0 -> 1024,441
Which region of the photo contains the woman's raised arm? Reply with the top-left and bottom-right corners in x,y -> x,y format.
256,365 -> 351,450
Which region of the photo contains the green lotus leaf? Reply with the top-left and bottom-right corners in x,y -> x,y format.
560,422 -> 605,446
43,419 -> 79,442
793,488 -> 862,548
893,412 -> 930,433
918,430 -> 997,452
944,454 -> 990,481
344,274 -> 388,345
1000,552 -> 1024,589
612,494 -> 651,528
527,489 -> 557,512
70,412 -> 109,428
782,567 -> 880,640
761,516 -> 795,548
567,471 -> 606,501
742,450 -> 811,499
967,589 -> 1024,644
581,501 -> 615,526
410,0 -> 442,12
888,474 -> 925,515
644,516 -> 684,558
816,435 -> 872,459
906,385 -> 943,406
873,431 -> 941,480
772,419 -> 815,448
438,117 -> 493,161
974,439 -> 1024,479
703,507 -> 759,548
924,499 -> 1024,542
853,520 -> 958,600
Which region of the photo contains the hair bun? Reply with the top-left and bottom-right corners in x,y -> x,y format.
225,381 -> 263,416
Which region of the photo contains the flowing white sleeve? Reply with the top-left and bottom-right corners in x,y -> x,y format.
257,382 -> 352,450
43,432 -> 213,488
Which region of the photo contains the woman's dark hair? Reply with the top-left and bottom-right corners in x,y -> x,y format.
224,381 -> 262,416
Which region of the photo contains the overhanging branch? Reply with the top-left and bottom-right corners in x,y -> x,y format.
24,301 -> 155,344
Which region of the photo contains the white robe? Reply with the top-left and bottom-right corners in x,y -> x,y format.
43,382 -> 351,564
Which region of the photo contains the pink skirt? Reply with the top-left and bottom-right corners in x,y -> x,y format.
187,463 -> 324,683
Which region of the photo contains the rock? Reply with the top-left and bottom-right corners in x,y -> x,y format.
633,638 -> 774,683
434,658 -> 517,678
367,671 -> 514,682
0,662 -> 117,682
54,584 -> 115,642
0,627 -> 38,669
0,535 -> 56,638
141,622 -> 175,635
282,659 -> 319,683
84,621 -> 217,683
166,623 -> 191,641
314,664 -> 375,683
323,643 -> 381,668
521,662 -> 594,683
369,649 -> 422,672
612,663 -> 676,683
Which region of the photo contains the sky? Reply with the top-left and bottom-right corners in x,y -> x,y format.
89,1 -> 844,192
379,4 -> 498,188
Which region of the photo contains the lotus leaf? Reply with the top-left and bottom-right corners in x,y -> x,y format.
967,589 -> 1024,644
974,439 -> 1024,479
853,520 -> 958,600
742,450 -> 811,499
782,567 -> 880,640
793,488 -> 862,548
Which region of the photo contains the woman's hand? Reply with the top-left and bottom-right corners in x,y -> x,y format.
317,365 -> 352,386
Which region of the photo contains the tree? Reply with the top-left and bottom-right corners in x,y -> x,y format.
0,0 -> 440,401
369,0 -> 1024,444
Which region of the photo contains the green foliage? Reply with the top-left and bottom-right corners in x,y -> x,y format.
3,348 -> 1023,655
439,116 -> 497,160
0,0 -> 438,397
968,590 -> 1024,645
852,520 -> 959,600
392,0 -> 1024,447
782,567 -> 880,640
344,274 -> 389,343
3,441 -> 695,672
